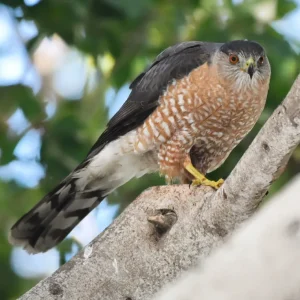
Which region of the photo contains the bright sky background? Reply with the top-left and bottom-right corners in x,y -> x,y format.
0,0 -> 300,278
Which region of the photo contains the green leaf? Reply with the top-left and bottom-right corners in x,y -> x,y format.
276,0 -> 297,19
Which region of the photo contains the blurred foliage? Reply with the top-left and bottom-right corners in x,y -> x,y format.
0,0 -> 300,299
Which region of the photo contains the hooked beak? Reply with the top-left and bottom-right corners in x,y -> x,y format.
248,64 -> 255,79
243,57 -> 256,79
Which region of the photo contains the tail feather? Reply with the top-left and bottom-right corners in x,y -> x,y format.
9,175 -> 105,253
9,135 -> 154,253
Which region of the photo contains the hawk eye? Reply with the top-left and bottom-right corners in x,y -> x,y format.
229,54 -> 239,64
258,56 -> 264,65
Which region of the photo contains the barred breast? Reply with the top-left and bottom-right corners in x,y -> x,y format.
132,63 -> 269,182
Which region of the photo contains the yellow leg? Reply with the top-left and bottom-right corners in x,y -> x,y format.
183,161 -> 224,189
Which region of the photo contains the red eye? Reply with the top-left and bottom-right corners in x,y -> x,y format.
229,54 -> 239,64
258,56 -> 264,65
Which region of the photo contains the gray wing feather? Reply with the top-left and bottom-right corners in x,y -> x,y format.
87,41 -> 222,157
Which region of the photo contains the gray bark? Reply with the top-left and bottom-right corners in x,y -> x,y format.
19,75 -> 300,300
155,174 -> 300,300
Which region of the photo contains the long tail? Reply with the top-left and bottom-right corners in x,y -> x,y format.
9,171 -> 107,253
9,138 -> 150,253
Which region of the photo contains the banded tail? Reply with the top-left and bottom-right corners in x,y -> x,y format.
9,137 -> 154,253
9,174 -> 106,253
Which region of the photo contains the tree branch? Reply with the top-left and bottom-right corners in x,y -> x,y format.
20,75 -> 300,300
155,174 -> 300,300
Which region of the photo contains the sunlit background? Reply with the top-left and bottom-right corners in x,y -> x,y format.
0,0 -> 300,298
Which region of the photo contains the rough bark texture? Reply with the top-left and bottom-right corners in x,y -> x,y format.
20,75 -> 300,300
155,174 -> 300,300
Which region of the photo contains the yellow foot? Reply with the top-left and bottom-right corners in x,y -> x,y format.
191,178 -> 224,189
184,161 -> 224,189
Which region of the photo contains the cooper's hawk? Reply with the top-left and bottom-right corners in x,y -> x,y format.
9,40 -> 271,253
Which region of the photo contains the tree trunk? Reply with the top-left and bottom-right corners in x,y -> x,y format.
19,75 -> 300,300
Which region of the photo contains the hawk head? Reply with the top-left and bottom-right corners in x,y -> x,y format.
214,40 -> 271,92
